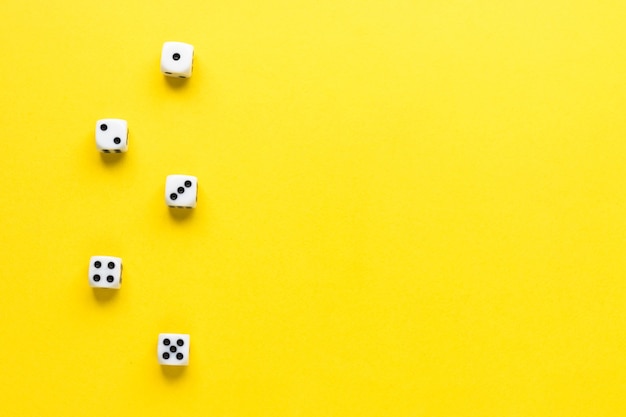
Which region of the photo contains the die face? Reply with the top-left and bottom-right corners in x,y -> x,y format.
157,333 -> 190,366
165,175 -> 198,208
96,119 -> 128,153
161,42 -> 194,78
88,256 -> 122,289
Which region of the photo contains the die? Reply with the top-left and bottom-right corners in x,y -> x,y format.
95,119 -> 128,153
158,333 -> 190,366
165,175 -> 198,208
88,256 -> 122,289
160,41 -> 194,78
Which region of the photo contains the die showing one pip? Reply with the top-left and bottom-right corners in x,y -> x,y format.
88,256 -> 122,289
96,119 -> 128,153
158,333 -> 190,366
165,175 -> 198,208
161,41 -> 194,78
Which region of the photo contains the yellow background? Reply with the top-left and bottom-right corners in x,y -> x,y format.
1,1 -> 626,415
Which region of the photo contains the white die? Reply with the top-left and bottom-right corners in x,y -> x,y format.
158,333 -> 190,366
161,42 -> 194,78
95,119 -> 128,153
88,256 -> 122,289
165,175 -> 198,208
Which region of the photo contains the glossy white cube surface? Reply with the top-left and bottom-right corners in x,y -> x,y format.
165,175 -> 198,208
161,42 -> 194,78
95,119 -> 128,153
157,333 -> 190,366
88,256 -> 122,289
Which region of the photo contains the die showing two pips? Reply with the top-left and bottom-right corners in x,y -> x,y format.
96,119 -> 128,153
